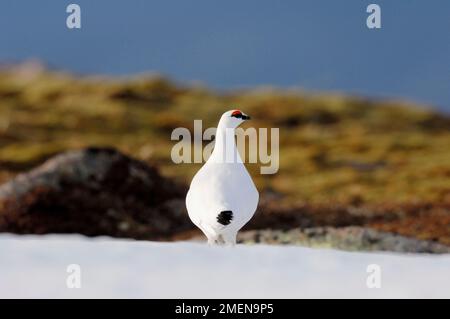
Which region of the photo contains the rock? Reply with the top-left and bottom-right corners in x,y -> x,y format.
0,147 -> 192,239
236,227 -> 450,254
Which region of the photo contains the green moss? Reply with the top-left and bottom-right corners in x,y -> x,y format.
0,67 -> 449,204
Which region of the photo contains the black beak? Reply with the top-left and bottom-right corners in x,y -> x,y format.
242,115 -> 251,120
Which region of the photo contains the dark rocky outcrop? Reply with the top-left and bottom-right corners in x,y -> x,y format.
0,147 -> 192,239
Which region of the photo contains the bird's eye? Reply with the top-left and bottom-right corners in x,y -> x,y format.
231,110 -> 242,118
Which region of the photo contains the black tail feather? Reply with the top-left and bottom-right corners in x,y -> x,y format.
217,210 -> 233,225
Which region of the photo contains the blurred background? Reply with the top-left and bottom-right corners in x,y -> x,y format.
0,1 -> 449,252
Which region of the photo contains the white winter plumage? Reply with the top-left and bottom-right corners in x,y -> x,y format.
186,110 -> 259,245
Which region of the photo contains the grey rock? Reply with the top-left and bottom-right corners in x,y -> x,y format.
237,227 -> 450,254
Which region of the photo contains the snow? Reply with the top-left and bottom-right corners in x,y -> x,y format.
0,234 -> 449,298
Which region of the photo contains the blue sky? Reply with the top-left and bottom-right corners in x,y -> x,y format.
1,0 -> 449,111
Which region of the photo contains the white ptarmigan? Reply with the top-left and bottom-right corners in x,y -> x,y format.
186,110 -> 259,245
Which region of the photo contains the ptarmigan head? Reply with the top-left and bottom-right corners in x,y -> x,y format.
219,109 -> 251,129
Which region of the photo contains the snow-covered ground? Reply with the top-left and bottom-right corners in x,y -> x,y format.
0,234 -> 449,298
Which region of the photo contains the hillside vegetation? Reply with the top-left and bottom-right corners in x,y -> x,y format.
0,63 -> 449,244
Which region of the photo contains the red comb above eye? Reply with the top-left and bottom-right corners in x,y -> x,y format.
231,110 -> 242,116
